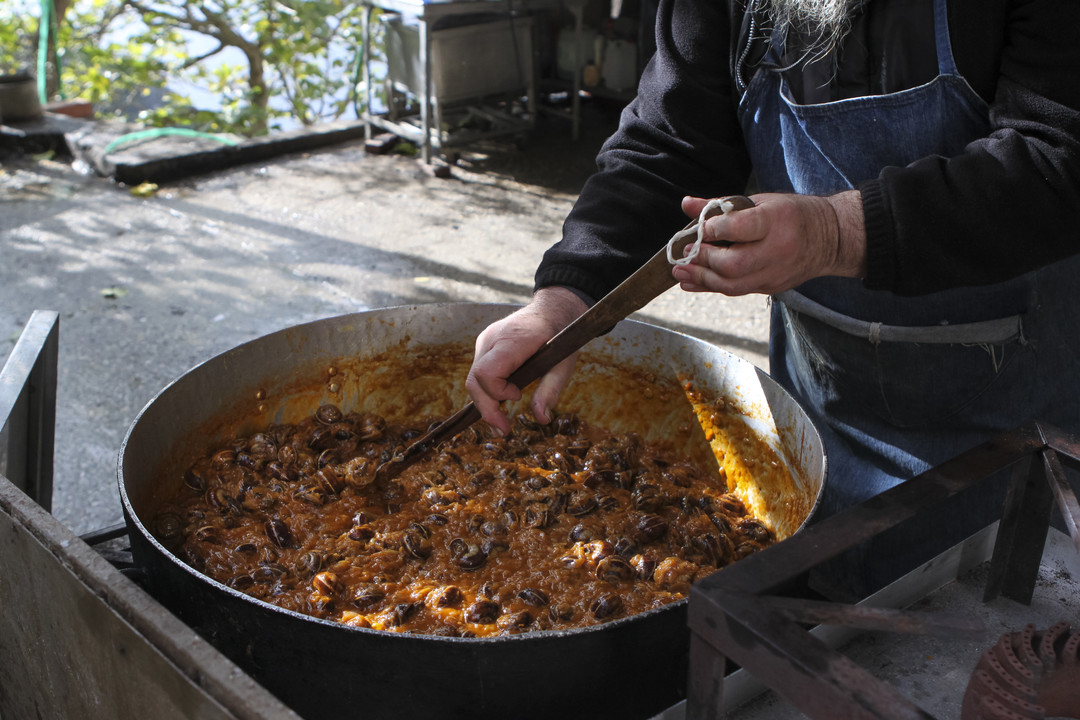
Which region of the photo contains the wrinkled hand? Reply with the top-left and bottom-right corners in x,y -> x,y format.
671,191 -> 867,296
466,287 -> 589,435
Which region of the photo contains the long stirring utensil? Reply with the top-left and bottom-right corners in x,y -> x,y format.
373,195 -> 755,485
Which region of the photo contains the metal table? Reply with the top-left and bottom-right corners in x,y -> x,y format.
359,0 -> 585,162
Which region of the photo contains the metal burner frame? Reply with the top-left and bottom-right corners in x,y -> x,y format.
686,421 -> 1080,720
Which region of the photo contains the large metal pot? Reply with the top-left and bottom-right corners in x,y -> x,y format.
119,303 -> 825,720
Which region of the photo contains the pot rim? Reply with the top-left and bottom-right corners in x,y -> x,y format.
118,302 -> 826,643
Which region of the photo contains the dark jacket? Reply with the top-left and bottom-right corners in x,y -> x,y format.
534,0 -> 1080,301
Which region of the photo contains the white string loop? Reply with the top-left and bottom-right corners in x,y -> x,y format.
666,197 -> 735,266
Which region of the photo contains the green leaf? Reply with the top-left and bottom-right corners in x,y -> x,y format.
2,0 -> 383,137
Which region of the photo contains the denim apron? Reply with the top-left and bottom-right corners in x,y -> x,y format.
737,0 -> 1080,593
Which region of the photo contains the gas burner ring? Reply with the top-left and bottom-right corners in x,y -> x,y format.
961,621 -> 1080,720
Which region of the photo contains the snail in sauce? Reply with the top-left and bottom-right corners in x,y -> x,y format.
154,397 -> 788,638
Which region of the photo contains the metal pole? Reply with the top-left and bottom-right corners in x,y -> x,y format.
569,0 -> 584,141
419,13 -> 433,163
362,3 -> 374,141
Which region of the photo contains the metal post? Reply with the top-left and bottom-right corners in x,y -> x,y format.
983,453 -> 1054,604
569,0 -> 584,141
362,3 -> 374,141
0,310 -> 59,511
419,14 -> 433,163
686,634 -> 728,720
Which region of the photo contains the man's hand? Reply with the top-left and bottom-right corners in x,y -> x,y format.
672,191 -> 867,295
465,287 -> 588,435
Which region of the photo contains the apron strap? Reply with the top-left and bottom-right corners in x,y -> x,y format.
933,0 -> 960,78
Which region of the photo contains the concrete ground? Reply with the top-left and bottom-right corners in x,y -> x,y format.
0,104 -> 770,536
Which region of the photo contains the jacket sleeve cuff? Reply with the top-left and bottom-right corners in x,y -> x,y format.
858,179 -> 897,291
534,265 -> 604,306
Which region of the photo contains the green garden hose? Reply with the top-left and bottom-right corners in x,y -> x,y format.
37,2 -> 236,150
103,127 -> 240,154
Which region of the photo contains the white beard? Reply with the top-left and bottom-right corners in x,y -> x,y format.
766,0 -> 858,56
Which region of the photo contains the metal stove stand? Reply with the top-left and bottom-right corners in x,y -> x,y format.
1,312 -> 300,720
686,421 -> 1080,720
